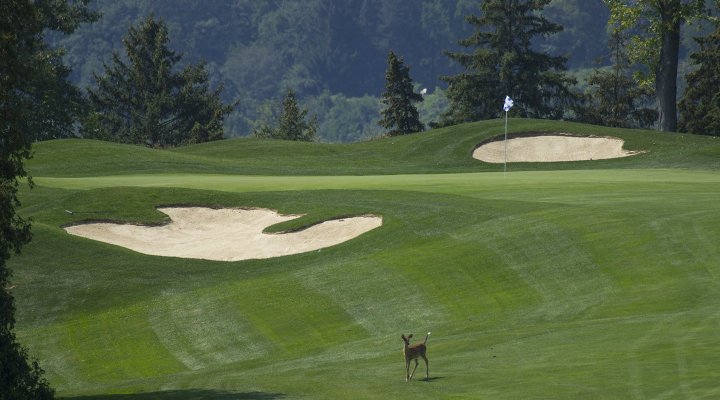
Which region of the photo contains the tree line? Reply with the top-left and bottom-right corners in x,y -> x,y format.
356,0 -> 720,137
40,0 -> 720,143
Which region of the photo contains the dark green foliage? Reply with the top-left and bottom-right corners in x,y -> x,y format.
46,0 -> 627,141
0,335 -> 54,400
575,31 -> 657,129
606,0 -> 708,132
678,20 -> 720,136
254,89 -> 317,141
1,1 -> 96,398
86,15 -> 234,147
22,50 -> 87,141
441,0 -> 576,125
1,2 -> 93,142
309,93 -> 383,142
378,51 -> 424,136
540,0 -> 610,69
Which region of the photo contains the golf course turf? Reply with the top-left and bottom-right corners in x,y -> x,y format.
9,119 -> 720,399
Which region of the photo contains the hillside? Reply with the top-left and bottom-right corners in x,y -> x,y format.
10,121 -> 720,399
47,0 -> 720,142
53,0 -> 611,94
48,0 -> 617,141
27,119 -> 720,178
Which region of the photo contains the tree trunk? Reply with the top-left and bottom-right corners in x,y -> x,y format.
656,3 -> 681,132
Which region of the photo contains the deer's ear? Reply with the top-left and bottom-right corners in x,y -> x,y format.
408,334 -> 413,339
401,334 -> 406,340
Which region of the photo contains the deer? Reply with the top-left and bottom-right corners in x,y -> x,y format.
401,332 -> 430,381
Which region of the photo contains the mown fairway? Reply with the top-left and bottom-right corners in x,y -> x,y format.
10,120 -> 720,399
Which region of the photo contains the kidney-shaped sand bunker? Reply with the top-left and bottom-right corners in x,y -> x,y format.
473,133 -> 643,163
64,207 -> 382,261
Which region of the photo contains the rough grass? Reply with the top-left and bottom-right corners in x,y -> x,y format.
9,120 -> 720,399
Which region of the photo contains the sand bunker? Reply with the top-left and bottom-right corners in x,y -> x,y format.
473,134 -> 641,163
64,207 -> 382,261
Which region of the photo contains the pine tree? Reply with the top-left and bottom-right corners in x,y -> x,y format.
440,0 -> 576,124
87,15 -> 234,147
378,51 -> 424,136
678,20 -> 720,136
575,30 -> 657,128
254,89 -> 317,141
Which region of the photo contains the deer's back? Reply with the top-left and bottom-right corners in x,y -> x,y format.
406,343 -> 426,356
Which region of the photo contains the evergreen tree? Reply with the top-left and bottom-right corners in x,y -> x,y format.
378,51 -> 424,136
440,0 -> 576,124
87,15 -> 234,147
24,50 -> 88,141
678,20 -> 720,136
575,30 -> 657,128
254,89 -> 317,141
1,1 -> 96,398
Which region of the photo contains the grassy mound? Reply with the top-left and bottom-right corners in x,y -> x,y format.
27,119 -> 720,176
10,120 -> 720,399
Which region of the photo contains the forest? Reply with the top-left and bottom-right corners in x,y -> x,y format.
40,0 -> 720,141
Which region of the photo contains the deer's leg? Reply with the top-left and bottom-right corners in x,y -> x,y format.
405,358 -> 411,381
422,354 -> 429,379
410,359 -> 419,380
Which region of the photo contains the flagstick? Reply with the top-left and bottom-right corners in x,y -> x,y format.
504,110 -> 508,176
502,96 -> 513,177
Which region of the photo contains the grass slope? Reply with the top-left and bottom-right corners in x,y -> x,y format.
9,120 -> 720,399
27,119 -> 720,177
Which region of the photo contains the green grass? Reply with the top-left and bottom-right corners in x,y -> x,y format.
9,119 -> 720,399
27,119 -> 720,176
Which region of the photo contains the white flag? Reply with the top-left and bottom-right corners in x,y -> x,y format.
503,96 -> 514,112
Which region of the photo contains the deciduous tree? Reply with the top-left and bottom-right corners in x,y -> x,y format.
1,1 -> 96,398
575,30 -> 657,128
605,0 -> 707,132
378,51 -> 424,136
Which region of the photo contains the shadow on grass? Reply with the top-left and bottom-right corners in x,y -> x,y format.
63,389 -> 285,400
419,376 -> 444,383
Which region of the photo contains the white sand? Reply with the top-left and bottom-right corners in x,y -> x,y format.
473,134 -> 641,163
64,207 -> 382,261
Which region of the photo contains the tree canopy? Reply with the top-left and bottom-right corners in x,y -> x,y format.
1,0 -> 96,398
605,0 -> 708,131
21,0 -> 720,140
575,30 -> 657,129
678,18 -> 720,135
48,0 -> 620,141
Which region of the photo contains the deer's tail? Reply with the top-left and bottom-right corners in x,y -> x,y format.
424,332 -> 431,344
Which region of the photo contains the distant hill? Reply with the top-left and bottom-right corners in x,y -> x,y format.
48,0 -> 714,142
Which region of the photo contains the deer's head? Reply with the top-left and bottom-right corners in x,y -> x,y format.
401,334 -> 413,346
